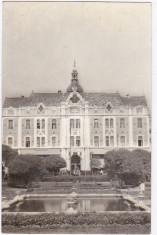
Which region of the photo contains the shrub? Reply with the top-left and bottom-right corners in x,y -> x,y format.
8,155 -> 47,187
2,212 -> 151,227
42,175 -> 110,182
43,155 -> 66,175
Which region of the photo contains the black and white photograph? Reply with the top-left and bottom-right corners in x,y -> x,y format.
1,1 -> 152,234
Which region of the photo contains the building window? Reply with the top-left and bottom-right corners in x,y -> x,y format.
70,136 -> 74,146
42,119 -> 45,129
138,136 -> 143,146
38,104 -> 44,112
110,119 -> 114,128
52,136 -> 56,146
76,136 -> 81,146
37,137 -> 40,147
26,119 -> 30,129
8,120 -> 13,129
120,136 -> 125,146
136,107 -> 143,113
106,136 -> 109,146
94,136 -> 99,146
76,119 -> 80,129
8,137 -> 13,147
120,118 -> 125,128
137,118 -> 142,128
42,137 -> 45,147
37,119 -> 40,129
106,103 -> 112,112
94,119 -> 99,128
105,119 -> 109,129
70,119 -> 74,129
110,136 -> 114,146
25,137 -> 30,147
52,119 -> 56,129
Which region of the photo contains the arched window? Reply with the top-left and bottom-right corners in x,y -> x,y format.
52,119 -> 56,129
8,120 -> 13,129
42,137 -> 45,147
76,119 -> 80,129
110,119 -> 114,128
37,137 -> 40,147
37,119 -> 40,129
25,137 -> 30,147
8,137 -> 13,147
120,136 -> 125,146
110,136 -> 114,146
26,119 -> 30,129
137,118 -> 142,128
138,136 -> 143,146
76,136 -> 81,146
42,119 -> 45,129
70,136 -> 74,146
70,119 -> 74,129
105,119 -> 109,129
52,136 -> 56,146
94,136 -> 99,146
120,118 -> 125,128
94,119 -> 99,128
106,136 -> 109,146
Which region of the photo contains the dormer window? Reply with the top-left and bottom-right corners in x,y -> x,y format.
38,104 -> 44,113
8,108 -> 14,115
136,106 -> 143,113
106,103 -> 113,112
70,94 -> 80,103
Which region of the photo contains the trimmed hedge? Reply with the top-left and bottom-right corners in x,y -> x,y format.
2,212 -> 151,227
41,175 -> 110,182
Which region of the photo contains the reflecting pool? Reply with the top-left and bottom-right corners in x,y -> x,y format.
4,197 -> 143,212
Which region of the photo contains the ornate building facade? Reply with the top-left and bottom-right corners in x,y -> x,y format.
2,64 -> 150,173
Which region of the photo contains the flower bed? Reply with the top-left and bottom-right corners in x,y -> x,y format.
2,212 -> 151,227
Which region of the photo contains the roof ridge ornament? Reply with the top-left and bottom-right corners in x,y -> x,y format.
74,60 -> 76,68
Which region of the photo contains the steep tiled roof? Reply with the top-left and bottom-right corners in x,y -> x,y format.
83,92 -> 123,107
3,92 -> 147,108
121,96 -> 147,107
3,97 -> 30,108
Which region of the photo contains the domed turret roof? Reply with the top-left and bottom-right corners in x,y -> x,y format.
67,61 -> 83,93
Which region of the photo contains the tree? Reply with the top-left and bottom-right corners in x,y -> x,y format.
2,145 -> 18,166
43,155 -> 66,175
104,149 -> 132,178
8,154 -> 46,187
133,149 -> 151,182
104,149 -> 145,187
2,145 -> 18,181
120,152 -> 145,186
133,149 -> 151,163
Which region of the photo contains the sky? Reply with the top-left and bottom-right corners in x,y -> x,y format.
2,2 -> 151,108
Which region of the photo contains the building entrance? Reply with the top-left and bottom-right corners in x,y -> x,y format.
71,153 -> 81,175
